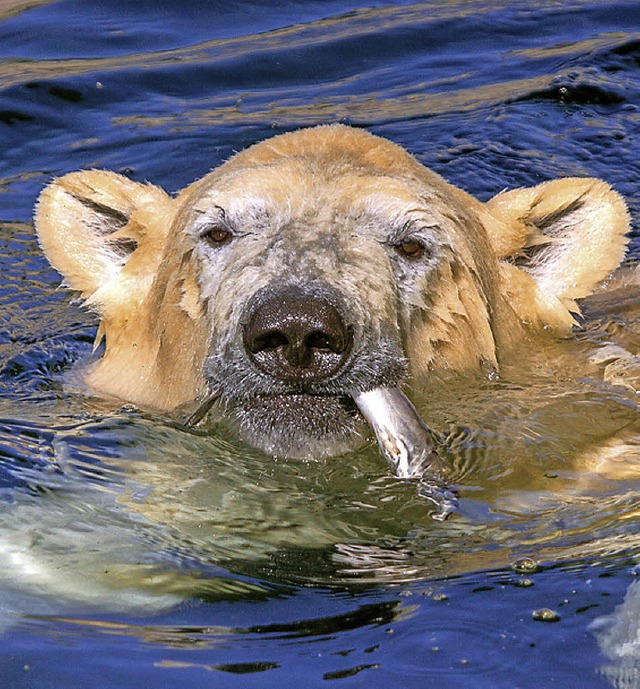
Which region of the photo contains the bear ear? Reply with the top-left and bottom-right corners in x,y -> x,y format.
484,178 -> 630,327
35,170 -> 172,302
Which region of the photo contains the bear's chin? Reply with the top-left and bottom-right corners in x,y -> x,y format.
229,393 -> 365,459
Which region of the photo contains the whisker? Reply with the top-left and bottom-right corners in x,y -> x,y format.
184,389 -> 222,427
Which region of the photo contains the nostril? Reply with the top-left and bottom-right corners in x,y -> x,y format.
250,330 -> 289,354
305,330 -> 345,353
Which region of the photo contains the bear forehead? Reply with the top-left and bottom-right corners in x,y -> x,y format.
173,125 -> 465,238
186,163 -> 446,234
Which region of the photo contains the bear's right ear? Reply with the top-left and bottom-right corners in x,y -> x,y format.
35,170 -> 172,301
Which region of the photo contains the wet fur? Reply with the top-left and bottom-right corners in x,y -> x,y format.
35,125 -> 630,457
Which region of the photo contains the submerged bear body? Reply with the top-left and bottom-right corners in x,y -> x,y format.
35,125 -> 631,458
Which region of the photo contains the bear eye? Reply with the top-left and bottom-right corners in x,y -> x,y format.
395,237 -> 427,260
201,225 -> 233,246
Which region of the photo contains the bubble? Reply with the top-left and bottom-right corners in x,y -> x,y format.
512,558 -> 540,574
532,608 -> 560,622
515,578 -> 534,588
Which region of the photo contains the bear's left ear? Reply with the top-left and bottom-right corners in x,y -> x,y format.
35,170 -> 172,303
483,177 -> 630,330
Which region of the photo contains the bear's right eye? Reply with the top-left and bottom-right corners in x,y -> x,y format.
201,225 -> 233,246
394,237 -> 428,260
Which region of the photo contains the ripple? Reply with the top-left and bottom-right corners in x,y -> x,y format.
0,0 -> 638,684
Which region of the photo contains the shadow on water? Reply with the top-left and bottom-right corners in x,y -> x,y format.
0,0 -> 638,687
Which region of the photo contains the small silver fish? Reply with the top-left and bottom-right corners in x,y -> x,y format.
353,386 -> 457,520
353,387 -> 442,478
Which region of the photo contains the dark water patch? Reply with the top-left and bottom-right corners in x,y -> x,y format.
0,0 -> 382,60
211,661 -> 280,674
323,662 -> 379,679
0,337 -> 87,387
47,84 -> 83,103
0,109 -> 34,125
518,82 -> 625,106
599,36 -> 640,86
611,38 -> 640,55
22,80 -> 85,104
244,600 -> 401,639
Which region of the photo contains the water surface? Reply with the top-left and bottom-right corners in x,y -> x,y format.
0,1 -> 638,687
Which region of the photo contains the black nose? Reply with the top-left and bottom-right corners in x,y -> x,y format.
243,286 -> 353,381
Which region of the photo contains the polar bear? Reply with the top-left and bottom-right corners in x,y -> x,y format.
34,124 -> 630,459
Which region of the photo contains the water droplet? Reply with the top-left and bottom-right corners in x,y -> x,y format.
532,608 -> 560,622
516,578 -> 534,588
512,557 -> 539,574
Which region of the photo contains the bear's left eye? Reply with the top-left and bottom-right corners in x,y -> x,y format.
201,225 -> 233,246
394,237 -> 428,260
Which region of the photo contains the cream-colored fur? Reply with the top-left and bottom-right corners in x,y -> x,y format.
35,125 -> 630,446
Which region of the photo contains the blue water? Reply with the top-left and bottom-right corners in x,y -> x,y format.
0,1 -> 638,687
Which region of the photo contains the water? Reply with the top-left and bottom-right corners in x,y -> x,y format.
0,1 -> 639,687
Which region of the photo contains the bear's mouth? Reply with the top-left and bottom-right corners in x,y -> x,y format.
185,384 -> 445,476
231,392 -> 363,455
184,389 -> 359,435
251,392 -> 358,417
